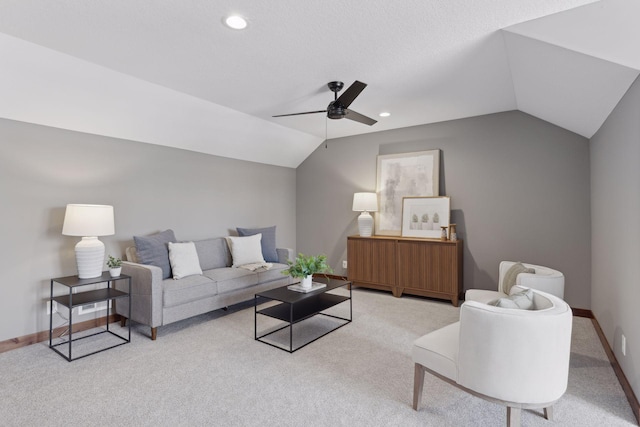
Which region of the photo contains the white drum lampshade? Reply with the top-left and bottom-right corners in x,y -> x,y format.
62,204 -> 115,279
352,192 -> 378,237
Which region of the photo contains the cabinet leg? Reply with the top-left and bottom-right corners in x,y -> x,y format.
120,317 -> 127,327
392,287 -> 404,298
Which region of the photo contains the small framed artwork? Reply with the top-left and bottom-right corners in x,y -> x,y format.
401,196 -> 450,238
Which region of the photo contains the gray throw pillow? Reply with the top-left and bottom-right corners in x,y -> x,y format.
134,229 -> 177,279
502,262 -> 535,294
236,226 -> 277,263
493,288 -> 535,310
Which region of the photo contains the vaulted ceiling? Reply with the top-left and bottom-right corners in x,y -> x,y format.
1,0 -> 638,168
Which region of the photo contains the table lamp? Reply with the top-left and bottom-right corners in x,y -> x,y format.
62,204 -> 115,279
352,192 -> 378,237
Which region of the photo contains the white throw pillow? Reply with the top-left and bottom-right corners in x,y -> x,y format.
227,234 -> 265,267
168,241 -> 203,279
492,288 -> 535,310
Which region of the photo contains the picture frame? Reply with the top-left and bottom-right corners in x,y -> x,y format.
375,149 -> 440,236
401,196 -> 450,238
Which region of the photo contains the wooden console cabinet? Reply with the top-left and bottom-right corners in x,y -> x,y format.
347,235 -> 463,306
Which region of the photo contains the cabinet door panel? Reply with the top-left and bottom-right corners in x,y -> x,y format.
347,238 -> 396,286
398,241 -> 456,293
371,240 -> 396,286
347,238 -> 373,282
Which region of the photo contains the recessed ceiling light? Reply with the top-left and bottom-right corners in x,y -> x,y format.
225,15 -> 247,30
379,112 -> 391,117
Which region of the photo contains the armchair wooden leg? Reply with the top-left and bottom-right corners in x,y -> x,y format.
151,327 -> 157,341
507,407 -> 521,427
544,405 -> 554,421
413,363 -> 425,410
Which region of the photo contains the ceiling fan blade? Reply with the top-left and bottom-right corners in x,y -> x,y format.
335,81 -> 367,108
273,110 -> 327,118
345,109 -> 377,126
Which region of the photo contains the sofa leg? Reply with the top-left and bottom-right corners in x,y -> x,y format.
120,317 -> 127,327
507,407 -> 521,427
151,327 -> 157,341
544,405 -> 554,421
413,363 -> 425,410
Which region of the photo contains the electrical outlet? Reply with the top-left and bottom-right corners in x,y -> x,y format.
342,260 -> 348,269
47,301 -> 57,315
622,334 -> 626,356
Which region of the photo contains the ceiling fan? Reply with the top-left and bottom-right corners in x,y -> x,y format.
273,80 -> 377,126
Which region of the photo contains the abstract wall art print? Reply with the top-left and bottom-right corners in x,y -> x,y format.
375,150 -> 440,236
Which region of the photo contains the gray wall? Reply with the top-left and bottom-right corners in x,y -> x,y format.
0,118 -> 296,342
590,76 -> 640,398
297,111 -> 591,308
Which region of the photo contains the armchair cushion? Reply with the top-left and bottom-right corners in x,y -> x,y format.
502,262 -> 535,294
412,322 -> 460,381
492,288 -> 534,309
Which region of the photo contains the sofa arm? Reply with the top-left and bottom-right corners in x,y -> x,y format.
115,261 -> 164,328
276,247 -> 294,264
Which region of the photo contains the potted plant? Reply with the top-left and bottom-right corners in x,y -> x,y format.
107,255 -> 122,278
282,253 -> 333,289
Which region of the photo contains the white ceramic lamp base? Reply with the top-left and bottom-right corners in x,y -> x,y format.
75,237 -> 105,279
358,211 -> 374,237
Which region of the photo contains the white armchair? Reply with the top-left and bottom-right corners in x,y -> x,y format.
412,289 -> 573,427
466,261 -> 565,304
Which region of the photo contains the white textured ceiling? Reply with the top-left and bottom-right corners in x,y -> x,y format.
0,0 -> 638,167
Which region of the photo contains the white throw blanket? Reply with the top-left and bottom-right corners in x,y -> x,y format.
238,262 -> 273,272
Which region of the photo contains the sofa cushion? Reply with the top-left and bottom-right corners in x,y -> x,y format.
237,226 -> 278,263
134,229 -> 176,279
168,242 -> 203,279
503,262 -> 535,294
226,234 -> 265,267
203,267 -> 258,294
163,274 -> 217,307
256,263 -> 289,284
194,238 -> 231,270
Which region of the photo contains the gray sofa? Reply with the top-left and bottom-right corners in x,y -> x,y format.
115,236 -> 293,340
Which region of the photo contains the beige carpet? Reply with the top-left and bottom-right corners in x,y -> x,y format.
0,288 -> 636,426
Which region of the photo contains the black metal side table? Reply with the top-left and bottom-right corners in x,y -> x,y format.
49,272 -> 131,361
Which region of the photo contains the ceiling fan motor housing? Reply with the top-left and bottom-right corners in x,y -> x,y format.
327,102 -> 346,119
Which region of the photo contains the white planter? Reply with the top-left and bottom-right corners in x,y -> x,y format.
109,267 -> 122,278
300,275 -> 313,289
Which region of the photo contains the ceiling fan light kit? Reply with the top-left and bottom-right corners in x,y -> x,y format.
273,80 -> 377,126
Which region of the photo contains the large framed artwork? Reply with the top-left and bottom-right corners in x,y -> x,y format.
375,150 -> 440,236
401,196 -> 450,239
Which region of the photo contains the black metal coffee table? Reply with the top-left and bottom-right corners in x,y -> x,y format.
254,277 -> 352,353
